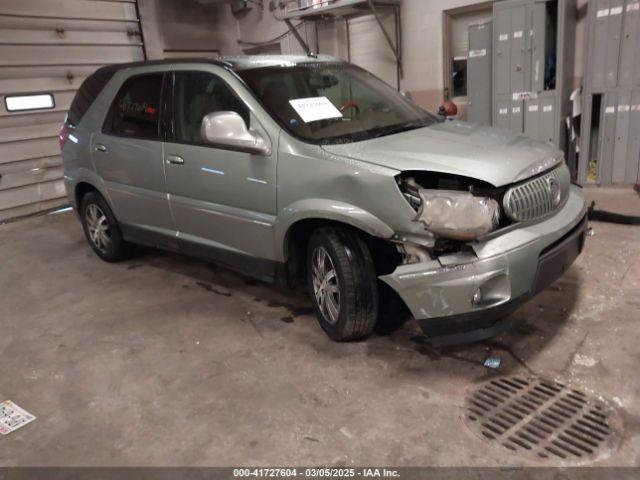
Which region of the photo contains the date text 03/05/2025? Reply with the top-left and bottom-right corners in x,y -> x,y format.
233,468 -> 401,478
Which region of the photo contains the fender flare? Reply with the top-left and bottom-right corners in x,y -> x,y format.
273,198 -> 395,262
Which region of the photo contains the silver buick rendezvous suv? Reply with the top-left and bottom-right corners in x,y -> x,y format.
61,55 -> 588,345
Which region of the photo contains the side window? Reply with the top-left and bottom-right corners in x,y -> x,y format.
104,73 -> 163,139
174,71 -> 250,144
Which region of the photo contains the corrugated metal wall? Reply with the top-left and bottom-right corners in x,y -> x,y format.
348,12 -> 398,89
0,0 -> 145,221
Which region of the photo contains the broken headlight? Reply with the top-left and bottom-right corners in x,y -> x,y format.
415,190 -> 500,240
397,173 -> 501,241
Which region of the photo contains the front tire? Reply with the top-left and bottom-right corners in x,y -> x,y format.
80,191 -> 135,262
307,227 -> 378,341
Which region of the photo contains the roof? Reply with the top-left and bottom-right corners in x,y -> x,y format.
92,54 -> 343,77
220,54 -> 342,70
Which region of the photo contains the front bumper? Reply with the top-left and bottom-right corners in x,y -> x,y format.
380,185 -> 588,346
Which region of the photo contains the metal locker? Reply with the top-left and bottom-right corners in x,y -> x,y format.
468,22 -> 493,125
496,100 -> 511,130
605,0 -> 625,87
524,98 -> 540,140
539,98 -> 557,144
510,5 -> 527,94
510,100 -> 524,133
591,0 -> 612,89
620,0 -> 640,87
626,91 -> 640,182
529,2 -> 547,93
599,93 -> 618,183
612,91 -> 631,182
636,8 -> 640,86
494,8 -> 512,96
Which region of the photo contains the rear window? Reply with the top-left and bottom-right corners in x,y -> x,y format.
66,67 -> 117,127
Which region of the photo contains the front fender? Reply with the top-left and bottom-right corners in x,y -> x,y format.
273,198 -> 396,262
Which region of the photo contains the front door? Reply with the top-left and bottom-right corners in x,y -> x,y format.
163,70 -> 278,267
92,72 -> 175,242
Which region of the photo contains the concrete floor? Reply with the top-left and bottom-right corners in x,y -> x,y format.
0,188 -> 639,467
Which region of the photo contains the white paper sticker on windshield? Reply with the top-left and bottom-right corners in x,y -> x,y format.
289,97 -> 342,123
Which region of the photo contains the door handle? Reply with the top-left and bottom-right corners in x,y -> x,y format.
166,155 -> 184,165
94,143 -> 107,152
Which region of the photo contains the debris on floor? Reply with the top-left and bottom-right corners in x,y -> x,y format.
574,354 -> 597,367
483,356 -> 502,369
0,400 -> 36,435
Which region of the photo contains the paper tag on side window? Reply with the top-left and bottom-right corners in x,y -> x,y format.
289,97 -> 342,123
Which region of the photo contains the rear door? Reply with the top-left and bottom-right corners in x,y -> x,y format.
92,71 -> 175,243
164,69 -> 278,264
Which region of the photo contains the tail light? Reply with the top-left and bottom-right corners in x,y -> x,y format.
59,122 -> 75,150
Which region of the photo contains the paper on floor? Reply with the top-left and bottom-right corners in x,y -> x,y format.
0,400 -> 36,435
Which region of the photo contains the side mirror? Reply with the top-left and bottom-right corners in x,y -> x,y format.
201,111 -> 269,155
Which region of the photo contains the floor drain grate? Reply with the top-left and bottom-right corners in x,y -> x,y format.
464,376 -> 620,463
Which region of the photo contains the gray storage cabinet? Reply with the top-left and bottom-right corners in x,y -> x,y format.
492,0 -> 576,151
467,22 -> 493,126
596,90 -> 640,184
579,0 -> 640,185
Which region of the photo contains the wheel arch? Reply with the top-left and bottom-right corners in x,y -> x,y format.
277,200 -> 400,286
74,181 -> 99,209
70,170 -> 112,212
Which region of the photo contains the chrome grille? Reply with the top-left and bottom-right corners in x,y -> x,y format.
503,165 -> 569,222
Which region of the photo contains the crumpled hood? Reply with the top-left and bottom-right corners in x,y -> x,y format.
322,120 -> 562,187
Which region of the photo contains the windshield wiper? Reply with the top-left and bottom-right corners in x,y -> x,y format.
371,121 -> 428,139
319,120 -> 430,145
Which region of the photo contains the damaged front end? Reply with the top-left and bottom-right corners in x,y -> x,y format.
390,171 -> 508,269
381,165 -> 586,346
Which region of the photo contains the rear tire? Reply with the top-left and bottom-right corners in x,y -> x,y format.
307,226 -> 378,341
80,191 -> 135,262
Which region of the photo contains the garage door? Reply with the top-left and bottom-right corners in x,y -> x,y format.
0,0 -> 145,222
348,12 -> 398,89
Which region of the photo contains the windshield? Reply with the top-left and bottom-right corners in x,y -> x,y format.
237,63 -> 440,144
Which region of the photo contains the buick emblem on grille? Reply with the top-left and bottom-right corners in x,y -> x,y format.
547,176 -> 561,206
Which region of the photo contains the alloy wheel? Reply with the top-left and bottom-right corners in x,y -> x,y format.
85,203 -> 112,253
312,246 -> 340,324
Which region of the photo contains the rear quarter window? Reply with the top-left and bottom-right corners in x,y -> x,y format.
67,67 -> 117,127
